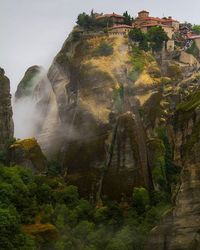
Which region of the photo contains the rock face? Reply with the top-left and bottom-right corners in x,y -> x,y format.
0,68 -> 14,151
15,33 -> 200,209
33,34 -> 163,200
179,51 -> 199,67
14,30 -> 200,247
145,162 -> 200,250
145,90 -> 200,250
10,138 -> 47,173
15,65 -> 45,99
14,65 -> 52,139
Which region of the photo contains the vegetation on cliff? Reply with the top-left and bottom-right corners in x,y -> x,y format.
0,165 -> 171,250
6,8 -> 200,249
129,26 -> 169,51
76,10 -> 132,30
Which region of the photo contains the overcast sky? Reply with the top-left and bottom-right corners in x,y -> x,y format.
1,0 -> 200,93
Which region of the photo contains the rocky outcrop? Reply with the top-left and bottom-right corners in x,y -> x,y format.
0,68 -> 14,151
10,138 -> 47,173
145,90 -> 200,250
102,111 -> 152,200
15,65 -> 45,99
34,34 -> 160,199
14,65 -> 53,139
15,31 -> 200,206
179,51 -> 199,67
144,161 -> 200,250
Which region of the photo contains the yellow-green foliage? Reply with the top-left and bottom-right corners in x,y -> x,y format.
129,46 -> 161,84
0,164 -> 172,250
147,64 -> 161,78
177,90 -> 200,113
10,138 -> 47,172
175,90 -> 200,128
23,223 -> 58,239
130,47 -> 146,77
11,138 -> 38,151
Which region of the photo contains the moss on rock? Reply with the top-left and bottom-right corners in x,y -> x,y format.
147,138 -> 167,189
10,138 -> 47,173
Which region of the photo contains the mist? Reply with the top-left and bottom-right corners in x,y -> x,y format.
13,97 -> 41,139
13,69 -> 50,139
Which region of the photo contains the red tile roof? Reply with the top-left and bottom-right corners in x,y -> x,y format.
140,23 -> 169,28
96,13 -> 124,20
109,24 -> 133,29
187,35 -> 200,40
138,10 -> 149,14
162,18 -> 178,23
136,17 -> 163,22
136,15 -> 178,24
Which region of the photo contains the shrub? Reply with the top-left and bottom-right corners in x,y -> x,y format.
55,185 -> 79,206
0,207 -> 35,249
129,28 -> 149,51
47,161 -> 61,176
93,42 -> 113,57
147,26 -> 168,51
132,187 -> 150,214
72,30 -> 81,41
186,41 -> 199,59
192,25 -> 200,35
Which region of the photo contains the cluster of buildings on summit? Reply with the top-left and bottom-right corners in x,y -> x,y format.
94,10 -> 200,51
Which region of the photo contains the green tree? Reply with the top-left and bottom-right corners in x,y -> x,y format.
0,166 -> 38,224
129,28 -> 149,51
132,187 -> 150,214
123,11 -> 132,25
47,160 -> 61,176
129,28 -> 144,41
147,26 -> 168,51
55,185 -> 79,206
76,11 -> 109,30
192,25 -> 200,35
0,208 -> 35,250
73,220 -> 95,242
0,182 -> 14,205
106,239 -> 127,250
77,12 -> 91,28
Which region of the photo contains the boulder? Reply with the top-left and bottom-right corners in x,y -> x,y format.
10,138 -> 47,173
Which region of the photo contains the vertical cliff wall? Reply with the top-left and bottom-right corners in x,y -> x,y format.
145,89 -> 200,250
0,68 -> 14,150
33,34 -> 165,199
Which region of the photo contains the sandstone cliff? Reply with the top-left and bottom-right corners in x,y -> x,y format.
145,81 -> 200,250
15,65 -> 45,99
10,138 -> 47,173
35,34 -> 164,199
0,67 -> 14,151
14,30 -> 200,248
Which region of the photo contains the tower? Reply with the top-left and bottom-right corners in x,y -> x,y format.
138,10 -> 149,19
